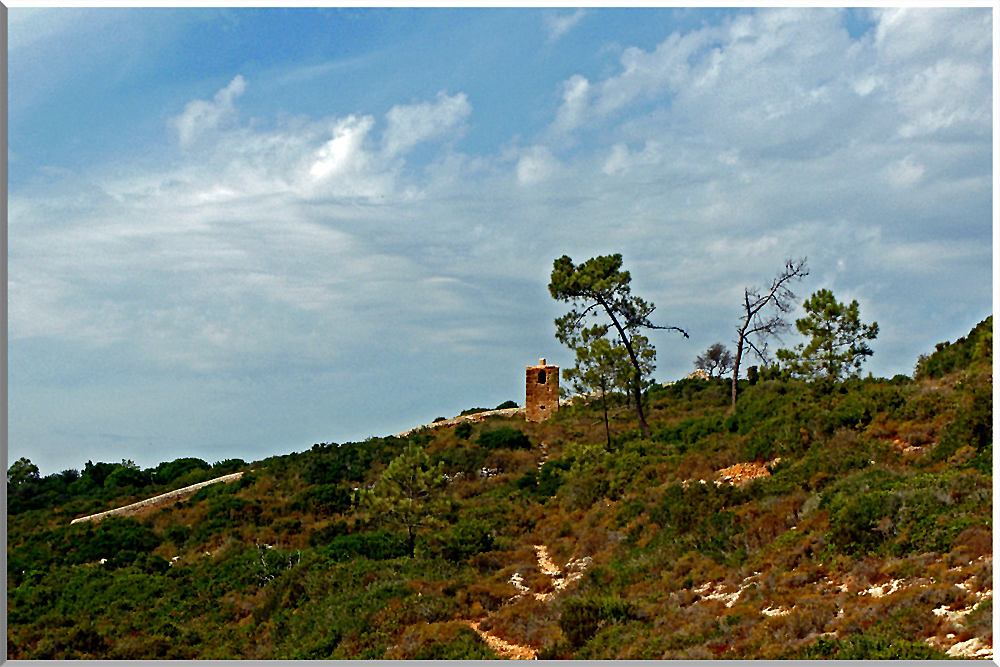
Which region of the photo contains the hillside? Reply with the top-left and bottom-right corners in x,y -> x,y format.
6,317 -> 993,660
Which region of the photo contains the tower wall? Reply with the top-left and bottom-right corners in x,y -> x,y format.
526,358 -> 559,422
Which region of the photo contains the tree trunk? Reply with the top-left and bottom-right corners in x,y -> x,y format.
598,298 -> 651,438
731,336 -> 745,410
601,388 -> 611,449
632,374 -> 650,438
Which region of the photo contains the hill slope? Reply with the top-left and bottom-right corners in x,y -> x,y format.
6,317 -> 992,659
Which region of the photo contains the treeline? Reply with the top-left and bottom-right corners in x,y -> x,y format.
7,456 -> 248,516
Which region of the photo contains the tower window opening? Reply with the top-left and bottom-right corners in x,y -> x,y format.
538,370 -> 547,384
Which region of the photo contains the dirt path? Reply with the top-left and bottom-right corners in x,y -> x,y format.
460,620 -> 537,660
461,542 -> 592,659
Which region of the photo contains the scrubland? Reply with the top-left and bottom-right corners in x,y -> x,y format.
6,317 -> 992,659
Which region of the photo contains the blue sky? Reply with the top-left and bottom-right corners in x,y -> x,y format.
8,7 -> 994,475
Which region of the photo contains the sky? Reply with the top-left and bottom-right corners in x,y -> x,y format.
7,6 -> 995,475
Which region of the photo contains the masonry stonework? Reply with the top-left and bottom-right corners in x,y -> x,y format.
526,358 -> 559,422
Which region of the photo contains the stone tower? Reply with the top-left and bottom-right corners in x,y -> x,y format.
526,358 -> 559,422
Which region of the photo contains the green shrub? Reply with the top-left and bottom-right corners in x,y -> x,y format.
411,628 -> 497,660
318,531 -> 409,562
434,444 -> 487,474
308,520 -> 350,547
152,457 -> 210,485
786,626 -> 948,659
653,414 -> 726,450
822,469 -> 991,556
104,466 -> 151,491
514,458 -> 571,499
477,427 -> 532,451
438,518 -> 495,562
211,458 -> 247,474
291,484 -> 353,515
560,597 -> 638,648
913,316 -> 992,379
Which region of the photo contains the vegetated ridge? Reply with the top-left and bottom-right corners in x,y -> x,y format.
6,316 -> 992,659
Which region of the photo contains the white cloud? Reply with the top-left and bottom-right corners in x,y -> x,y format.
551,75 -> 591,135
516,146 -> 559,185
602,143 -> 630,175
382,92 -> 472,158
170,75 -> 247,148
307,114 -> 380,187
545,9 -> 586,42
885,156 -> 924,188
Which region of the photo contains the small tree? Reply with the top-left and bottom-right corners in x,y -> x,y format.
776,288 -> 879,380
549,254 -> 687,438
563,325 -> 637,448
695,343 -> 734,378
363,443 -> 448,557
7,457 -> 39,486
732,258 -> 809,408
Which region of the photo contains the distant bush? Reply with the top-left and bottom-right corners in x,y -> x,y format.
477,427 -> 532,452
514,458 -> 571,500
822,468 -> 990,556
291,484 -> 353,516
653,414 -> 727,450
559,597 -> 638,648
454,422 -> 473,440
318,531 -> 409,562
434,445 -> 487,474
438,518 -> 495,562
786,626 -> 948,659
72,517 -> 162,566
303,437 -> 408,485
211,458 -> 246,475
151,458 -> 210,485
308,520 -> 350,547
495,400 -> 518,410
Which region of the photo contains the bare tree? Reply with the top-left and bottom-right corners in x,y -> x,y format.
695,343 -> 734,378
731,258 -> 809,408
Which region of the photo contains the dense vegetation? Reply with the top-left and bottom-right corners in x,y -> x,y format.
7,317 -> 992,659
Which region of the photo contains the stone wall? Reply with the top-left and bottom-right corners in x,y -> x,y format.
69,471 -> 247,524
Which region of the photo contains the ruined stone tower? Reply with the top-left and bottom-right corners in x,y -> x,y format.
526,358 -> 559,422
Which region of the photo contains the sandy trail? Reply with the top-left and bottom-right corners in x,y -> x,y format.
460,620 -> 537,660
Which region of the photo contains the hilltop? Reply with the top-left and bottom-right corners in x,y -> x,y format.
6,316 -> 993,659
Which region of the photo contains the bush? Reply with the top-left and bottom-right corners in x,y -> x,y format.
822,469 -> 990,556
913,316 -> 992,379
477,427 -> 532,451
211,458 -> 247,474
434,445 -> 487,474
495,400 -> 519,410
559,597 -> 638,648
318,531 -> 409,562
438,518 -> 496,562
787,626 -> 948,659
152,458 -> 210,485
292,484 -> 353,515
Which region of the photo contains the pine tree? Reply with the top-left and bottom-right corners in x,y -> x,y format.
776,288 -> 878,380
363,443 -> 448,557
